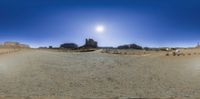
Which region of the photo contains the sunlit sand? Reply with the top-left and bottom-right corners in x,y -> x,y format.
0,48 -> 200,98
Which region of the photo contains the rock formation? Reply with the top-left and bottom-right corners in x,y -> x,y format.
0,42 -> 30,48
118,43 -> 142,49
82,38 -> 98,48
60,43 -> 78,49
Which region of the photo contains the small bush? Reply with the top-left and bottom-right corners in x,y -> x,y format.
173,52 -> 176,56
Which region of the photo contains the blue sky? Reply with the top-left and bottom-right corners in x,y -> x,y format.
0,0 -> 200,48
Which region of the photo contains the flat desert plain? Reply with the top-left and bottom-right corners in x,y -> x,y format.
0,49 -> 200,98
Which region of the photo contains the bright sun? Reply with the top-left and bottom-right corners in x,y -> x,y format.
96,25 -> 104,33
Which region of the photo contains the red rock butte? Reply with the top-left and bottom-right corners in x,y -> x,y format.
0,41 -> 30,48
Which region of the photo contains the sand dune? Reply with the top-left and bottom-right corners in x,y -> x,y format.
0,49 -> 200,98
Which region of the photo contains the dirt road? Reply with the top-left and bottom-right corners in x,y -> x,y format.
0,49 -> 200,98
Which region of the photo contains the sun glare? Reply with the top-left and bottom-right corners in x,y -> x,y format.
96,25 -> 104,33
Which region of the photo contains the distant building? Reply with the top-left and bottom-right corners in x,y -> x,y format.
60,43 -> 78,49
81,38 -> 98,48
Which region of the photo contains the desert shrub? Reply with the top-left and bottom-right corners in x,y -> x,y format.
173,52 -> 176,56
113,50 -> 119,54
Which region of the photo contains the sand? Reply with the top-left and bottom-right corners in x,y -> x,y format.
0,48 -> 20,55
0,49 -> 200,98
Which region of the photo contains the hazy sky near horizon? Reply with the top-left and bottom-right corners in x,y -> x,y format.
0,0 -> 200,47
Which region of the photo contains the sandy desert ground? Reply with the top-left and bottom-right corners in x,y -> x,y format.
0,49 -> 200,98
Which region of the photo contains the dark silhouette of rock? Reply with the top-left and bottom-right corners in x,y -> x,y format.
49,46 -> 53,49
118,43 -> 142,49
82,38 -> 98,48
60,43 -> 78,49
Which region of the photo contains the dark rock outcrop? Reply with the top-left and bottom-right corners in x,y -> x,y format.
82,38 -> 98,48
118,43 -> 142,49
60,43 -> 78,49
